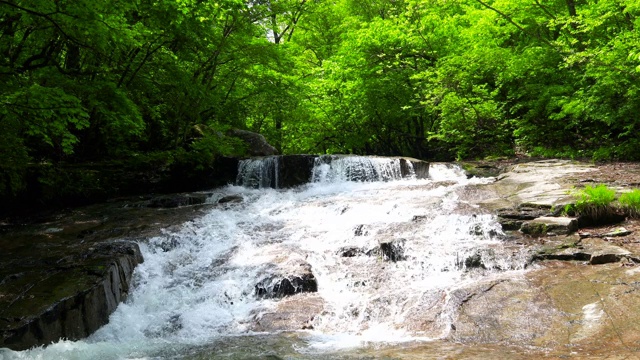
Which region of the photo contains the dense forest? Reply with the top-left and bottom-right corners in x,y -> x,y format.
1,0 -> 639,202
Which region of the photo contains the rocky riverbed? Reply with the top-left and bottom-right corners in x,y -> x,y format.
457,159 -> 640,358
2,158 -> 640,358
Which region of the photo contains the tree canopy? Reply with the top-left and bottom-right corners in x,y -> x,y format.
2,0 -> 640,196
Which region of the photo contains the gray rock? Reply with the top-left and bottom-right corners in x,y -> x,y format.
338,246 -> 364,257
521,217 -> 578,236
533,237 -> 639,265
405,158 -> 429,179
497,204 -> 553,221
251,294 -> 323,332
378,239 -> 406,262
458,252 -> 486,270
477,160 -> 594,212
147,194 -> 209,208
255,263 -> 318,299
227,129 -> 278,156
602,227 -> 632,237
589,242 -> 633,265
218,195 -> 243,204
497,218 -> 525,231
0,242 -> 143,350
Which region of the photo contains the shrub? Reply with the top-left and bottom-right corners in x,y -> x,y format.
619,189 -> 640,218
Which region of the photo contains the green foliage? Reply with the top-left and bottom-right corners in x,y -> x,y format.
37,165 -> 103,201
619,189 -> 640,218
187,130 -> 248,170
2,0 -> 640,208
568,184 -> 617,218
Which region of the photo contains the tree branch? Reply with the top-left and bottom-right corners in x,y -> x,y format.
473,0 -> 556,49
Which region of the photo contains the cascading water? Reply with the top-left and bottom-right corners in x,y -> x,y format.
236,156 -> 280,188
3,158 -> 532,360
311,155 -> 410,183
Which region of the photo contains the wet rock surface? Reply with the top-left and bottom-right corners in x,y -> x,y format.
0,240 -> 143,351
255,263 -> 318,299
0,192 -> 219,350
377,239 -> 406,262
217,194 -> 243,204
458,159 -> 640,357
147,193 -> 211,208
5,158 -> 640,359
251,294 -> 324,332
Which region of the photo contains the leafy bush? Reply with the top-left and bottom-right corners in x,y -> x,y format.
619,189 -> 640,218
568,184 -> 617,219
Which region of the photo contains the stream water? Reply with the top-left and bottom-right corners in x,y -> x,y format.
4,157 -> 533,359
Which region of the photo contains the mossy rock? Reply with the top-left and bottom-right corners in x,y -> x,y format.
521,217 -> 578,236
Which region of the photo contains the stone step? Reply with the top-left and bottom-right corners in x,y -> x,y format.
521,216 -> 579,236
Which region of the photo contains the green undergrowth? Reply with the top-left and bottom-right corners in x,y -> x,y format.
568,184 -> 617,219
619,189 -> 640,218
566,184 -> 640,220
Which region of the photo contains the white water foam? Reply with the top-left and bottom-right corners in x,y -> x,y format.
3,160 -> 529,359
311,156 -> 408,183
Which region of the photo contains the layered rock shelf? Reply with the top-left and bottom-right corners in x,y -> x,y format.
0,195 -> 218,351
0,242 -> 142,350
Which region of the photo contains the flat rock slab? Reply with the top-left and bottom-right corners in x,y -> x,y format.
521,216 -> 578,236
585,238 -> 635,265
0,241 -> 142,350
535,237 -> 639,265
477,160 -> 594,211
449,277 -> 566,348
251,293 -> 324,332
449,262 -> 640,357
527,262 -> 640,356
602,227 -> 633,237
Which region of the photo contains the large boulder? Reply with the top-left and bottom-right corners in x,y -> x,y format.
227,129 -> 278,156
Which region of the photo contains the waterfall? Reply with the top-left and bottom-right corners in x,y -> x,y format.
236,155 -> 421,189
4,160 -> 531,360
236,156 -> 280,188
311,155 -> 411,183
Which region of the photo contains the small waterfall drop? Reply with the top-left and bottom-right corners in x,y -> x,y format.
5,159 -> 532,360
311,155 -> 411,183
236,156 -> 280,188
236,155 -> 421,188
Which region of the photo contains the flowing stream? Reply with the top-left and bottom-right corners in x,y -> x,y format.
5,157 -> 532,359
